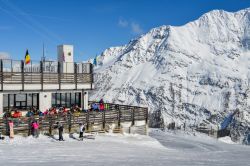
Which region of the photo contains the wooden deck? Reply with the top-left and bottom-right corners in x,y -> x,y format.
0,103 -> 148,136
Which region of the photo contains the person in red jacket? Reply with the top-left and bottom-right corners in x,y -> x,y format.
12,110 -> 22,118
99,103 -> 105,111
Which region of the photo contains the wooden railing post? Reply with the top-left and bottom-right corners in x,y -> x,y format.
145,108 -> 148,124
132,109 -> 135,126
102,111 -> 105,130
58,62 -> 61,90
74,63 -> 77,90
5,118 -> 9,136
86,112 -> 89,131
116,105 -> 121,127
68,113 -> 72,133
40,61 -> 43,90
21,60 -> 24,91
49,116 -> 53,136
0,59 -> 3,91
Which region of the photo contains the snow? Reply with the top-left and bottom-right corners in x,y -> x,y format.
218,136 -> 236,144
0,130 -> 249,166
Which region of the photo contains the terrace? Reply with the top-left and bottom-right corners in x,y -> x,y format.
0,59 -> 93,91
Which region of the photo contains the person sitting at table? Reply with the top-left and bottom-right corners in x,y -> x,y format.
12,110 -> 22,118
92,103 -> 99,111
26,110 -> 34,117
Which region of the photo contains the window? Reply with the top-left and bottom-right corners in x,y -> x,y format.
52,92 -> 81,108
52,93 -> 56,106
3,93 -> 39,112
70,93 -> 75,106
61,93 -> 66,106
65,93 -> 70,108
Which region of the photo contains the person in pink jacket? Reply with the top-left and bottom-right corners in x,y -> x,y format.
31,121 -> 39,138
9,120 -> 14,139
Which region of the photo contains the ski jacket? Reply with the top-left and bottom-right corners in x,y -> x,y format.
99,103 -> 104,111
79,125 -> 85,132
32,122 -> 39,130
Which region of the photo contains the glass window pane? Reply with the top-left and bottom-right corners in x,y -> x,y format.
56,93 -> 60,106
75,93 -> 80,106
65,93 -> 70,107
3,94 -> 8,107
71,93 -> 75,106
27,94 -> 32,107
16,102 -> 20,107
61,93 -> 65,106
33,94 -> 38,107
52,93 -> 56,106
16,94 -> 26,101
9,95 -> 14,107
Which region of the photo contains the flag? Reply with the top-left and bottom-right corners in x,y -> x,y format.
25,49 -> 31,64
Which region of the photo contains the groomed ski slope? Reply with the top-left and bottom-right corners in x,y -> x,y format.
0,130 -> 249,166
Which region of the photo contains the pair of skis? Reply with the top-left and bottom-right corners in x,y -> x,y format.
49,133 -> 96,141
69,133 -> 96,141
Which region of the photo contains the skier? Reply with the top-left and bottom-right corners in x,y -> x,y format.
31,121 -> 39,138
0,131 -> 5,140
79,123 -> 85,140
55,122 -> 64,141
8,120 -> 14,139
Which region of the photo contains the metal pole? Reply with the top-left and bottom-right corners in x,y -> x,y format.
0,59 -> 3,91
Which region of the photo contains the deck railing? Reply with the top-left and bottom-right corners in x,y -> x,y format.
0,59 -> 93,90
0,103 -> 148,135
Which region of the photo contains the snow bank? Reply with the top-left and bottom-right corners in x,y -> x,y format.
218,136 -> 237,144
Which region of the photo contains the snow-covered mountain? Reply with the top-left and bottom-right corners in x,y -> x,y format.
90,8 -> 250,143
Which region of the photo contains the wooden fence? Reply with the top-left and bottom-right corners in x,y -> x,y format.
0,103 -> 148,136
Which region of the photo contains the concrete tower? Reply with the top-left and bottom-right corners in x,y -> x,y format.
57,45 -> 74,73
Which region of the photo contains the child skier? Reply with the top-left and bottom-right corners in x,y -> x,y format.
0,131 -> 4,140
55,122 -> 64,141
31,121 -> 39,138
79,123 -> 85,140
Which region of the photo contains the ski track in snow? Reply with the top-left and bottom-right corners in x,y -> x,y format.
0,130 -> 249,166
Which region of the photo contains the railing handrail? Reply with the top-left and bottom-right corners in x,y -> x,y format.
0,59 -> 91,64
89,101 -> 148,110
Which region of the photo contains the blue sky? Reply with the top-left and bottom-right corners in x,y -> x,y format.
0,0 -> 250,62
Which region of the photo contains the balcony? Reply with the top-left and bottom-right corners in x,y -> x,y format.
0,59 -> 93,91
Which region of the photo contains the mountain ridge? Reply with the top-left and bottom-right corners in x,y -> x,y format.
90,8 -> 250,143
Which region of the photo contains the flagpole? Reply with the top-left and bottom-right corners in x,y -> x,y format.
42,43 -> 45,62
